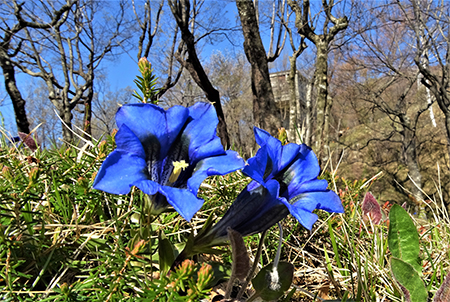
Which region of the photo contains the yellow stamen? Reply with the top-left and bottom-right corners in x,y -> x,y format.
169,160 -> 189,183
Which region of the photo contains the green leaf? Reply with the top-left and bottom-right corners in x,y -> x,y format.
252,262 -> 294,301
390,257 -> 427,302
158,231 -> 175,276
388,204 -> 422,273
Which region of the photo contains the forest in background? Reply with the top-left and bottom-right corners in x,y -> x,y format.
1,0 -> 449,213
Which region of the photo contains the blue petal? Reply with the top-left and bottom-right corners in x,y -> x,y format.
242,145 -> 269,184
313,191 -> 344,213
287,206 -> 319,231
132,179 -> 160,195
116,104 -> 189,159
187,150 -> 245,194
158,186 -> 205,221
115,124 -> 145,158
116,103 -> 165,142
211,179 -> 288,237
164,105 -> 191,156
284,179 -> 329,200
253,127 -> 281,177
279,143 -> 301,172
185,103 -> 225,163
93,150 -> 148,195
283,190 -> 344,230
277,145 -> 321,192
254,127 -> 273,147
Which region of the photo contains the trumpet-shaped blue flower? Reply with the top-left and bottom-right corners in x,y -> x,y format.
211,127 -> 343,237
93,102 -> 245,221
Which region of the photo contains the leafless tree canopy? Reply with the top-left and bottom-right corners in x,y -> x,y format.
2,0 -> 450,206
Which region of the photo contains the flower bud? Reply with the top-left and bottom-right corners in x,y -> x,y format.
277,127 -> 288,145
178,259 -> 195,277
138,57 -> 151,72
2,166 -> 13,182
98,140 -> 107,153
28,167 -> 39,183
197,263 -> 213,290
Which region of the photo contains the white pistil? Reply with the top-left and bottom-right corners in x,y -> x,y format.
169,160 -> 189,183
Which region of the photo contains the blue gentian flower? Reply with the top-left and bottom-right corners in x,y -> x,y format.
211,127 -> 344,237
93,102 -> 245,221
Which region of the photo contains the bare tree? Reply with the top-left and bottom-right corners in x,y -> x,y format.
133,0 -> 163,60
207,51 -> 253,156
24,79 -> 62,148
288,0 -> 348,162
153,23 -> 185,102
339,1 -> 440,212
168,0 -> 230,147
131,0 -> 183,102
12,0 -> 129,143
0,0 -> 73,134
281,5 -> 307,143
235,0 -> 287,136
398,0 -> 450,157
91,74 -> 133,138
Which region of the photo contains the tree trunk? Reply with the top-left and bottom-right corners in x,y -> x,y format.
0,48 -> 30,133
180,44 -> 229,149
236,0 -> 280,136
322,94 -> 333,161
288,55 -> 298,143
445,114 -> 450,158
82,84 -> 94,139
82,99 -> 92,138
60,105 -> 73,144
304,76 -> 314,146
402,117 -> 424,216
417,30 -> 436,127
314,41 -> 329,161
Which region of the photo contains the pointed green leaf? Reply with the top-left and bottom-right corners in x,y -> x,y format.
388,204 -> 422,273
390,257 -> 427,302
158,231 -> 175,276
195,212 -> 216,239
252,262 -> 294,301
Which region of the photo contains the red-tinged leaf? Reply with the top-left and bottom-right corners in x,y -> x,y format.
398,282 -> 411,302
434,270 -> 450,302
18,132 -> 38,152
228,228 -> 250,281
362,192 -> 382,224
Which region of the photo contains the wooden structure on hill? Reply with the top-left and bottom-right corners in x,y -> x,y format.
269,70 -> 309,143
